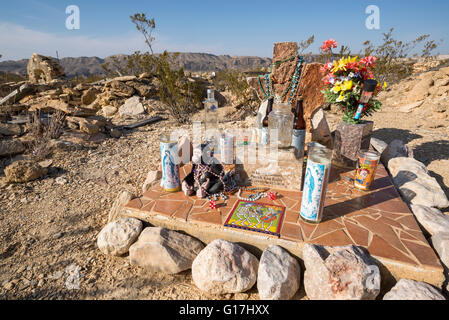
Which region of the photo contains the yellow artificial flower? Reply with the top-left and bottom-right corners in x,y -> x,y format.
331,56 -> 358,73
331,81 -> 342,93
383,82 -> 388,90
341,80 -> 353,91
336,93 -> 346,102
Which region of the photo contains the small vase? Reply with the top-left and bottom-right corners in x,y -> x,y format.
332,120 -> 374,169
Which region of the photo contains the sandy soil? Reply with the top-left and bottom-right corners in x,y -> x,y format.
0,102 -> 448,300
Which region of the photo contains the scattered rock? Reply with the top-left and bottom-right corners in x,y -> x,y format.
410,205 -> 449,236
303,244 -> 380,300
142,170 -> 162,193
382,139 -> 414,166
109,80 -> 135,98
257,245 -> 301,300
81,87 -> 99,105
55,177 -> 67,185
398,100 -> 424,113
383,279 -> 445,300
431,232 -> 449,268
110,128 -> 122,139
370,137 -> 388,156
389,157 -> 449,208
128,227 -> 204,274
0,140 -> 25,157
108,190 -> 134,223
97,217 -> 143,256
27,53 -> 65,84
192,239 -> 259,294
309,107 -> 333,149
407,78 -> 433,103
4,160 -> 48,183
119,96 -> 145,117
0,123 -> 22,136
102,105 -> 117,117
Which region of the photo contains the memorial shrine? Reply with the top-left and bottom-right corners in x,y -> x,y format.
123,42 -> 445,288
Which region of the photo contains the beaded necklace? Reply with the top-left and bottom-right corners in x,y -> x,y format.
258,55 -> 305,104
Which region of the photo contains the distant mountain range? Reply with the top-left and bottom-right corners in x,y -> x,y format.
0,53 -> 274,78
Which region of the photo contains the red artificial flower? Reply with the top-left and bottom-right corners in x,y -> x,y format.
360,56 -> 377,68
321,38 -> 338,52
346,61 -> 360,73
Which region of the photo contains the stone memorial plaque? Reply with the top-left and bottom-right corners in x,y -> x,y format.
235,144 -> 304,191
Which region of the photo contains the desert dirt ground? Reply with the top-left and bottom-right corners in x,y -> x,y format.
0,102 -> 448,300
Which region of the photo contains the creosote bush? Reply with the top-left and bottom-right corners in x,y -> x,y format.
101,13 -> 204,123
26,111 -> 66,159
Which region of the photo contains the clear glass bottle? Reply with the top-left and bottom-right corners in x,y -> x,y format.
268,102 -> 294,148
300,142 -> 332,223
204,89 -> 220,150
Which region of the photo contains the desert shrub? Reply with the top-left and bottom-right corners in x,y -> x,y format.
101,13 -> 204,123
26,111 -> 66,159
213,69 -> 249,98
360,28 -> 441,84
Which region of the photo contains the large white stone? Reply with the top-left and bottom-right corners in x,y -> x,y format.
257,245 -> 301,300
410,204 -> 449,236
303,244 -> 380,300
129,227 -> 204,274
97,217 -> 142,256
192,239 -> 259,294
431,232 -> 449,268
119,96 -> 145,116
383,279 -> 445,300
388,157 -> 449,209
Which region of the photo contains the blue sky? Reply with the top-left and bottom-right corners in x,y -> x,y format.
0,0 -> 448,60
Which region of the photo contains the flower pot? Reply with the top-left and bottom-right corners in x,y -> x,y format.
332,120 -> 374,169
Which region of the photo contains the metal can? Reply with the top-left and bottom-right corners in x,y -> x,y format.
220,132 -> 234,164
160,135 -> 181,192
354,150 -> 380,191
300,143 -> 332,224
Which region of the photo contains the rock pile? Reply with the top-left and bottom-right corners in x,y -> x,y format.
379,65 -> 449,119
372,137 -> 449,273
96,205 -> 447,300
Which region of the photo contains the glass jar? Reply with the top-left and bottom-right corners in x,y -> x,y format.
300,142 -> 332,224
268,103 -> 294,148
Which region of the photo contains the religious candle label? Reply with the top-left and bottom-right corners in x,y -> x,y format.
354,158 -> 379,191
160,141 -> 181,192
300,159 -> 329,222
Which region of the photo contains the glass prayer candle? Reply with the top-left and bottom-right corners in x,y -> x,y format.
300,142 -> 332,224
160,134 -> 181,192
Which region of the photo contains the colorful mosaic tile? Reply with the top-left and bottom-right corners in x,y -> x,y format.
223,200 -> 286,237
123,162 -> 443,272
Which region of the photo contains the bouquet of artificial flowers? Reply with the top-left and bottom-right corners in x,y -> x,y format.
320,39 -> 386,124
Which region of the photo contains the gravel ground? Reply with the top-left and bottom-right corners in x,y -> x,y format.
0,101 -> 448,300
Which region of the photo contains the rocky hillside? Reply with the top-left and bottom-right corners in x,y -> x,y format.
378,65 -> 449,118
0,53 -> 272,78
